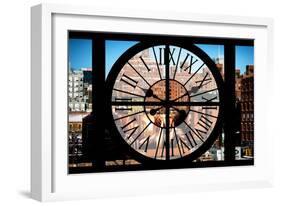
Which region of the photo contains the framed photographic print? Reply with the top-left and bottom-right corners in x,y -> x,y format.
67,32 -> 254,173
31,3 -> 274,201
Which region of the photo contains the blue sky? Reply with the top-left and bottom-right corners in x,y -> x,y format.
68,39 -> 92,69
235,46 -> 254,73
196,44 -> 224,61
105,40 -> 138,76
69,39 -> 254,75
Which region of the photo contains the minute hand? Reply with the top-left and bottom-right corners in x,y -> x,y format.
146,89 -> 165,102
171,92 -> 189,102
189,88 -> 217,98
170,86 -> 199,102
171,87 -> 218,102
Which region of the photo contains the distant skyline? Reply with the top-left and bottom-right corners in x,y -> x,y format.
68,39 -> 254,75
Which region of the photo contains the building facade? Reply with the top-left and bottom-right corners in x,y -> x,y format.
68,68 -> 92,112
240,65 -> 254,155
68,68 -> 92,166
235,65 -> 254,157
68,112 -> 91,167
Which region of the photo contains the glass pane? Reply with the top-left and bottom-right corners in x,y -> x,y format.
67,32 -> 254,174
68,39 -> 93,168
196,44 -> 224,79
235,46 -> 254,160
194,44 -> 224,161
106,40 -> 138,79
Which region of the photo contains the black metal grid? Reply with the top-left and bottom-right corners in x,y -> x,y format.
68,31 -> 254,173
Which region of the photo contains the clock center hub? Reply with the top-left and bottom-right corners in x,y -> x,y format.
144,79 -> 190,128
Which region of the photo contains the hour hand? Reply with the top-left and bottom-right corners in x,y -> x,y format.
146,89 -> 164,102
189,86 -> 199,94
149,106 -> 163,115
171,86 -> 198,102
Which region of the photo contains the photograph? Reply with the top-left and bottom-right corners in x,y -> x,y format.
67,32 -> 254,174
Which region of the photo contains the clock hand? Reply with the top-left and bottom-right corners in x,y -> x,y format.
171,106 -> 183,112
136,85 -> 149,95
170,92 -> 189,102
171,106 -> 188,126
146,88 -> 154,97
170,86 -> 199,102
146,89 -> 165,102
189,86 -> 199,94
173,73 -> 212,101
149,106 -> 164,115
171,106 -> 187,116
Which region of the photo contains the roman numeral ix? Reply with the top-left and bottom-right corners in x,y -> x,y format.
159,47 -> 176,65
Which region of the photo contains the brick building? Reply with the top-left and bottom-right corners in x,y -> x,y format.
236,65 -> 254,157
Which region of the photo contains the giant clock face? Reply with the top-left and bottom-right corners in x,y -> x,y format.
106,42 -> 224,164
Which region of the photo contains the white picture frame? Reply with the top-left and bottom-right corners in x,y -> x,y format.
31,3 -> 274,202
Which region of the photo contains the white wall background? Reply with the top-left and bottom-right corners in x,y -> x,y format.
0,0 -> 280,205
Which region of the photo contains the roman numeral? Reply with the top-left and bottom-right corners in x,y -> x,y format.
138,136 -> 150,152
139,56 -> 151,72
202,96 -> 218,102
172,47 -> 182,79
197,114 -> 213,132
121,118 -> 139,140
179,137 -> 191,154
173,128 -> 183,157
129,122 -> 152,146
202,96 -> 218,110
159,47 -> 176,65
180,53 -> 198,73
155,128 -> 163,158
195,73 -> 212,89
120,73 -> 138,89
159,47 -> 165,65
115,98 -> 132,111
127,61 -> 151,87
161,140 -> 166,158
169,48 -> 176,65
184,131 -> 198,148
170,139 -> 175,157
152,47 -> 162,79
183,120 -> 205,143
183,63 -> 205,86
